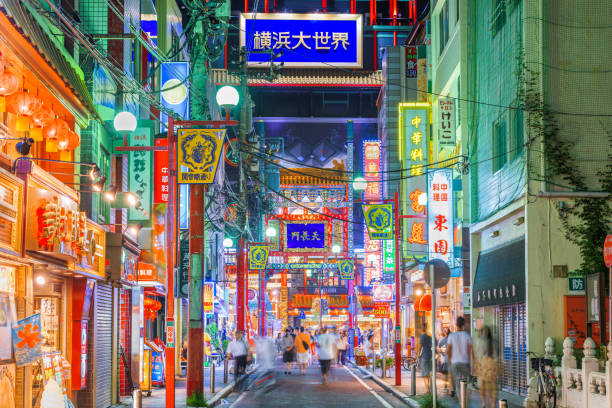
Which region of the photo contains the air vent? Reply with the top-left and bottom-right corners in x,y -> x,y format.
53,283 -> 62,293
552,265 -> 569,278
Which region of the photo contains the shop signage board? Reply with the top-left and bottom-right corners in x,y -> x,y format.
177,128 -> 225,184
0,295 -> 15,360
137,262 -> 156,283
177,230 -> 189,298
338,260 -> 355,280
154,138 -> 169,203
405,46 -> 417,78
248,244 -> 271,270
586,273 -> 601,323
373,284 -> 394,302
240,13 -> 363,68
363,204 -> 393,240
266,263 -> 339,270
12,313 -> 43,366
437,98 -> 456,147
383,240 -> 394,275
605,234 -> 612,267
160,62 -> 190,126
166,321 -> 175,348
204,283 -> 214,314
129,126 -> 153,221
427,168 -> 454,266
399,103 -> 429,256
286,222 -> 326,249
373,302 -> 391,319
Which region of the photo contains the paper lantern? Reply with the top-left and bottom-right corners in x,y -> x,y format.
0,70 -> 19,113
7,91 -> 40,117
66,130 -> 80,150
43,118 -> 69,141
417,294 -> 432,312
31,105 -> 54,128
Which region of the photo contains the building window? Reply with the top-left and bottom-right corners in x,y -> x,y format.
491,0 -> 506,36
456,0 -> 460,22
492,116 -> 508,172
439,1 -> 449,56
509,104 -> 524,161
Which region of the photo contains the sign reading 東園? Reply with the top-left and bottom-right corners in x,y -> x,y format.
240,13 -> 363,68
286,223 -> 326,250
427,169 -> 454,265
177,128 -> 225,184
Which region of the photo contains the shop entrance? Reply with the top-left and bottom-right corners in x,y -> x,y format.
497,302 -> 527,395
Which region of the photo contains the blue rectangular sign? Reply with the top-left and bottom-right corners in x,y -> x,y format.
286,223 -> 326,249
240,13 -> 363,68
160,62 -> 189,125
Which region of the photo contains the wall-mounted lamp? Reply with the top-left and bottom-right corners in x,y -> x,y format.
512,217 -> 525,226
489,230 -> 500,238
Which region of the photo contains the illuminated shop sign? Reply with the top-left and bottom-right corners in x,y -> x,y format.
373,284 -> 394,302
363,140 -> 382,283
427,169 -> 454,265
240,13 -> 363,68
286,223 -> 326,249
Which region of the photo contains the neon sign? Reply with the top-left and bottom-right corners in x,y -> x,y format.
427,169 -> 454,265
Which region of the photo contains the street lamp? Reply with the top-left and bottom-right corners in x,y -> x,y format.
353,177 -> 367,191
223,238 -> 234,248
265,226 -> 277,238
332,244 -> 341,254
113,111 -> 137,133
306,269 -> 312,277
216,86 -> 239,120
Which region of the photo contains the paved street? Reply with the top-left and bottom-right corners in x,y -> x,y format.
223,362 -> 406,408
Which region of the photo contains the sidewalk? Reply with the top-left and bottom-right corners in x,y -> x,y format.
355,363 -> 525,408
112,364 -> 234,408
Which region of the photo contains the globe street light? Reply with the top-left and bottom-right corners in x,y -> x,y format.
331,244 -> 341,254
223,238 -> 234,248
353,177 -> 367,191
113,111 -> 137,133
216,86 -> 239,120
266,226 -> 277,238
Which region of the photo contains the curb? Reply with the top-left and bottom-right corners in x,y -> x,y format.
208,373 -> 250,407
349,362 -> 419,408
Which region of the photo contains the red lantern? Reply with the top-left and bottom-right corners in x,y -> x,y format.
66,130 -> 80,150
43,118 -> 69,140
7,91 -> 40,117
0,70 -> 19,96
31,105 -> 54,128
417,294 -> 432,312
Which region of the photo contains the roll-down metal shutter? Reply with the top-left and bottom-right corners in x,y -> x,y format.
94,282 -> 113,408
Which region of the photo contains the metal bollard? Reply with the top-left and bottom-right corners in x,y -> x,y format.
381,355 -> 386,378
224,358 -> 229,384
459,380 -> 468,408
132,389 -> 142,408
498,399 -> 508,408
410,364 -> 416,396
210,362 -> 216,394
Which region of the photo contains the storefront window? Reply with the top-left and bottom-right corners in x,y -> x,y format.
35,296 -> 62,353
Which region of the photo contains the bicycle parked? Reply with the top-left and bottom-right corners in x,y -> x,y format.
527,351 -> 557,408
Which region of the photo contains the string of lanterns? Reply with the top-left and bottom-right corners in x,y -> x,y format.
0,62 -> 80,158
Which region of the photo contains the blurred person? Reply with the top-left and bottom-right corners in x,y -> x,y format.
281,329 -> 295,375
295,327 -> 312,375
227,330 -> 249,376
417,324 -> 432,392
337,331 -> 348,365
447,316 -> 473,397
317,327 -> 336,384
476,326 -> 498,408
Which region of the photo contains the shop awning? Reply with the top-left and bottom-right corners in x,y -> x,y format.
472,238 -> 525,308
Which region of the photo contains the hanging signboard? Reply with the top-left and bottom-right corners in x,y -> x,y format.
373,284 -> 394,302
177,128 -> 226,184
383,240 -> 394,275
160,62 -> 189,126
240,13 -> 363,68
12,313 -> 43,366
427,168 -> 454,266
154,138 -> 169,204
286,222 -> 326,250
248,244 -> 271,270
338,260 -> 355,280
405,46 -> 417,78
438,98 -> 456,147
363,140 -> 382,283
177,230 -> 189,298
129,126 -> 153,221
363,204 -> 393,240
373,302 -> 391,319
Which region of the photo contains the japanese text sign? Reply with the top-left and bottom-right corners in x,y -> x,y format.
338,260 -> 355,280
427,169 -> 454,266
383,239 -> 394,275
438,98 -> 456,147
363,141 -> 382,200
373,284 -> 394,302
12,313 -> 43,366
286,223 -> 326,249
240,13 -> 363,68
373,302 -> 391,319
129,127 -> 152,221
177,128 -> 225,184
249,244 -> 271,270
363,204 -> 393,240
154,138 -> 169,203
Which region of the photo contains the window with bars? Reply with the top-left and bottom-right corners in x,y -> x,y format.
509,103 -> 524,161
438,1 -> 450,56
497,302 -> 528,395
492,116 -> 508,172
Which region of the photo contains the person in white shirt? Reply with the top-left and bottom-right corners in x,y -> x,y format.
227,330 -> 249,376
317,328 -> 337,384
446,316 -> 473,397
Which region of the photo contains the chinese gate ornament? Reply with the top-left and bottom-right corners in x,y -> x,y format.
338,260 -> 355,280
363,204 -> 393,240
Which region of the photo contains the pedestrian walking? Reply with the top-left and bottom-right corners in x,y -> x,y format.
416,324 -> 432,392
227,330 -> 249,376
337,331 -> 348,365
475,326 -> 498,408
317,327 -> 336,384
295,327 -> 311,375
275,333 -> 283,355
281,329 -> 295,375
447,316 -> 473,397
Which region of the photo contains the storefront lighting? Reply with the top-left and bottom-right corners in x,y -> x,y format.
127,225 -> 142,237
265,226 -> 277,238
306,269 -> 312,277
89,164 -> 101,180
329,271 -> 334,277
414,288 -> 423,296
223,238 -> 234,248
353,177 -> 367,191
113,111 -> 137,133
104,185 -> 118,202
126,192 -> 138,207
35,275 -> 45,285
331,244 -> 341,254
91,176 -> 107,192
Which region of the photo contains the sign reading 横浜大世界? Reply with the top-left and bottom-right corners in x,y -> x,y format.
240,13 -> 362,68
